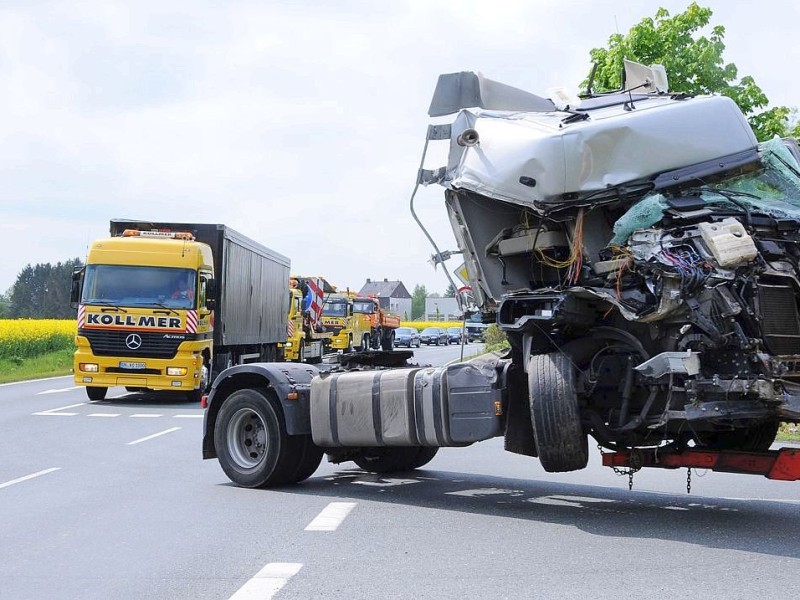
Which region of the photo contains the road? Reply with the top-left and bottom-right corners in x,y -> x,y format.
1,342 -> 798,600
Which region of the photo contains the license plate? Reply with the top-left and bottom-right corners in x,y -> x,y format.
119,361 -> 146,370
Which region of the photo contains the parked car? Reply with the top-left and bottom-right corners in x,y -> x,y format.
394,326 -> 421,348
465,321 -> 490,342
419,327 -> 448,345
446,326 -> 467,344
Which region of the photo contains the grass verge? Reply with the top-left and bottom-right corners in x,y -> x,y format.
0,349 -> 74,384
777,422 -> 800,443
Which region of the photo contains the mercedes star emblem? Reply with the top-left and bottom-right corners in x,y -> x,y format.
125,333 -> 143,350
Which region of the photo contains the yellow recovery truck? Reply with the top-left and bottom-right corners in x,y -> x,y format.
71,220 -> 289,402
321,293 -> 400,351
283,276 -> 336,363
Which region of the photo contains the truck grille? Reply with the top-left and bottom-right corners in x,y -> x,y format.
80,329 -> 183,359
759,284 -> 800,355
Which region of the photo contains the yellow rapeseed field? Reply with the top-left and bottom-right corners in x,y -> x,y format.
400,321 -> 463,331
0,319 -> 76,359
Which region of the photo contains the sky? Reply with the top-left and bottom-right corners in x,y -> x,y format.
2,0 -> 799,297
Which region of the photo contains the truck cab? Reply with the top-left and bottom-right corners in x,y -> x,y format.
321,293 -> 368,351
72,229 -> 214,401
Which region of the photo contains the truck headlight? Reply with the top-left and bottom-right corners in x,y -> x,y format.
167,367 -> 187,376
80,363 -> 98,372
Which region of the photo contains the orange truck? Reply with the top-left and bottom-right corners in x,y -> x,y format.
354,296 -> 400,351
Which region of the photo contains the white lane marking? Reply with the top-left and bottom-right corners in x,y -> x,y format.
88,413 -> 121,418
0,467 -> 60,490
130,414 -> 163,418
304,502 -> 357,532
36,386 -> 80,395
173,414 -> 203,419
32,402 -> 85,416
0,375 -> 72,388
228,562 -> 303,600
127,427 -> 181,445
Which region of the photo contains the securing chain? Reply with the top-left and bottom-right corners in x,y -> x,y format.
686,468 -> 691,494
598,444 -> 642,490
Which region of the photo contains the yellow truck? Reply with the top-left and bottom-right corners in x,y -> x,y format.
283,276 -> 335,363
71,220 -> 289,402
321,293 -> 400,351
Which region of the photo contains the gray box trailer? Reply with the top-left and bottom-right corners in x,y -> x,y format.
109,219 -> 290,367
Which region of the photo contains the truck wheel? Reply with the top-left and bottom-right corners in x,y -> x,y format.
86,386 -> 107,401
528,352 -> 588,472
289,436 -> 324,483
361,334 -> 371,351
381,332 -> 394,351
354,447 -> 425,473
408,447 -> 439,469
213,388 -> 303,488
298,340 -> 306,363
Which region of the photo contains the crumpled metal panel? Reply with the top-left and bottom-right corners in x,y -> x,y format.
440,95 -> 758,209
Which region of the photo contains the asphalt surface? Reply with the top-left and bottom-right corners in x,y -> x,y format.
2,342 -> 799,600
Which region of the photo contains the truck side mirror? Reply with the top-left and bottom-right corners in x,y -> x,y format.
69,267 -> 84,309
205,278 -> 217,310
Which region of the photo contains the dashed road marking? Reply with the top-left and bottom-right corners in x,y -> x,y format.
173,414 -> 204,419
0,467 -> 60,490
32,402 -> 85,416
304,501 -> 357,531
127,427 -> 181,445
228,562 -> 302,600
88,413 -> 121,418
36,386 -> 80,395
130,414 -> 163,418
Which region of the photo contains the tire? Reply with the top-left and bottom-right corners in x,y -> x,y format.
699,421 -> 780,452
408,447 -> 439,469
361,334 -> 371,351
298,340 -> 306,363
354,447 -> 425,473
86,386 -> 107,401
289,436 -> 324,483
416,339 -> 421,348
528,352 -> 588,472
381,331 -> 394,351
213,388 -> 305,488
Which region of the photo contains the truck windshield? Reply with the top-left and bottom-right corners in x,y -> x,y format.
81,265 -> 197,309
352,301 -> 374,314
322,300 -> 347,317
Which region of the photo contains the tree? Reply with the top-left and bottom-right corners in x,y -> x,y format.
444,283 -> 457,297
0,292 -> 10,318
585,3 -> 793,141
411,284 -> 427,320
9,258 -> 83,319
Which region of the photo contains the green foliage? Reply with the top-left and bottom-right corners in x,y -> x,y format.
0,293 -> 10,319
411,284 -> 427,320
444,282 -> 457,297
9,258 -> 82,319
585,2 -> 793,141
0,348 -> 74,384
482,323 -> 509,352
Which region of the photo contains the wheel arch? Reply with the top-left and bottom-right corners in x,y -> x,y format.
202,362 -> 320,459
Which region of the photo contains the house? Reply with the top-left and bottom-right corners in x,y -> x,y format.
424,296 -> 461,321
358,278 -> 413,320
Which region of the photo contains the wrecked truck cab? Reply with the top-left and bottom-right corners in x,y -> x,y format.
420,63 -> 800,472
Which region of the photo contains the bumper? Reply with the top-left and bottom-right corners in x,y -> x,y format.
73,344 -> 203,391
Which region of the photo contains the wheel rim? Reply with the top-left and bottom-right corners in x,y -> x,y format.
226,407 -> 268,469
